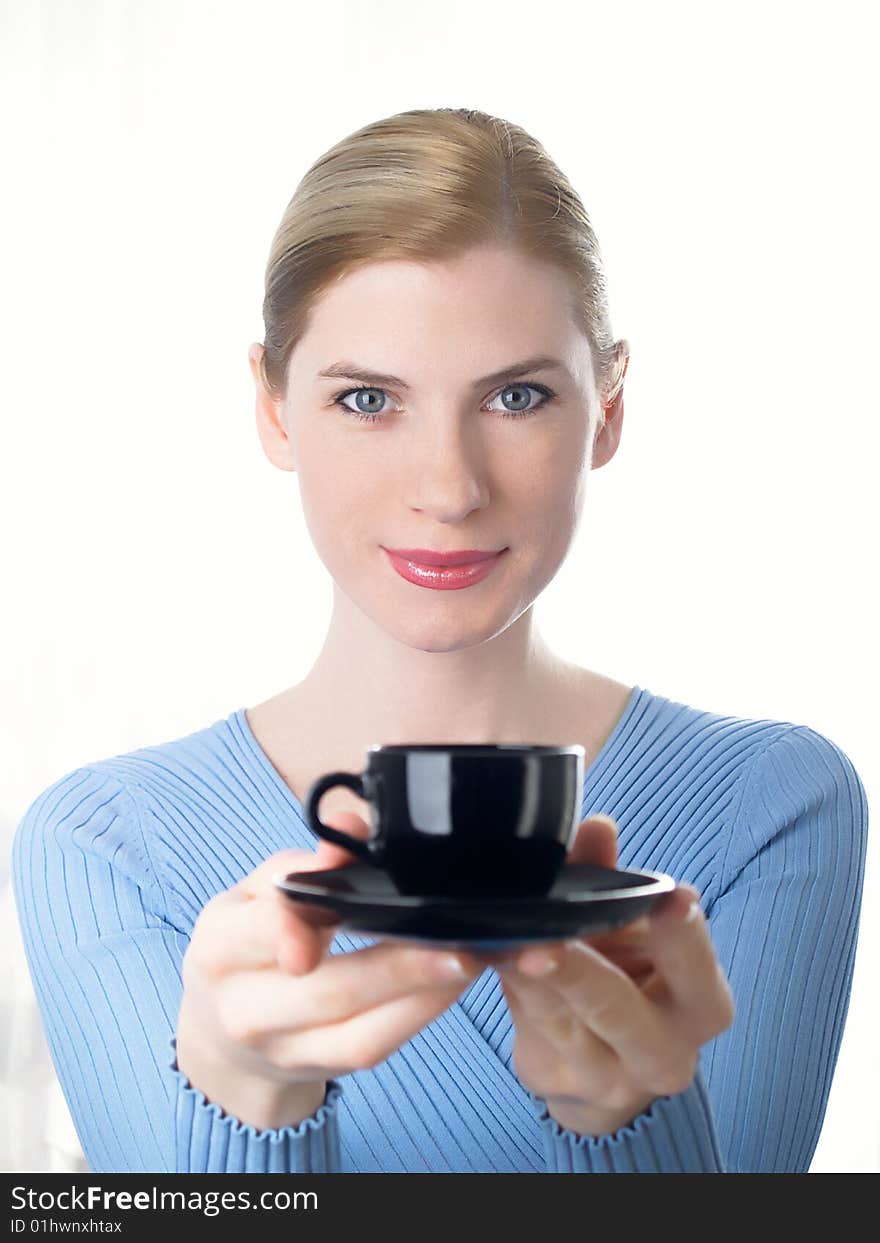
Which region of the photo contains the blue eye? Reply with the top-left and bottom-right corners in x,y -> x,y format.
332,382 -> 556,424
485,383 -> 555,417
334,386 -> 394,422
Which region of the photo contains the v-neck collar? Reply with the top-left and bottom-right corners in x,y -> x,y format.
231,683 -> 651,830
223,684 -> 655,1121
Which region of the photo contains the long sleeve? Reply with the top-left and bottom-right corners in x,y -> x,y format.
528,725 -> 869,1172
10,705 -> 870,1174
11,765 -> 344,1173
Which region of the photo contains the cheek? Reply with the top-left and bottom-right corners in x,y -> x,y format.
294,420 -> 588,554
510,433 -> 587,522
514,438 -> 591,572
295,439 -> 382,555
514,414 -> 588,478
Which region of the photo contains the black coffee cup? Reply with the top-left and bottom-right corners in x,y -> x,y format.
304,743 -> 585,899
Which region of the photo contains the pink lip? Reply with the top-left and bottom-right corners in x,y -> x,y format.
382,547 -> 507,591
383,547 -> 506,566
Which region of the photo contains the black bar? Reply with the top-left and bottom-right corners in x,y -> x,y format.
0,1171 -> 858,1238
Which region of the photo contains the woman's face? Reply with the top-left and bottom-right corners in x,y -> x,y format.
249,243 -> 624,654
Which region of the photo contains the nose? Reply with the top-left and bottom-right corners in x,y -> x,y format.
404,414 -> 491,523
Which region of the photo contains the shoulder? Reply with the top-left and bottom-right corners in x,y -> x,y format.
87,709 -> 242,793
12,764 -> 138,859
11,710 -> 238,923
13,709 -> 233,842
636,688 -> 864,793
617,688 -> 867,896
10,762 -> 170,927
734,721 -> 867,850
737,723 -> 867,814
714,718 -> 869,895
617,686 -> 798,805
649,688 -> 867,825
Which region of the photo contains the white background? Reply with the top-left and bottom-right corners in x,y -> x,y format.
1,0 -> 877,1172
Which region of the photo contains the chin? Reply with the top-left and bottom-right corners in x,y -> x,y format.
385,607 -> 523,655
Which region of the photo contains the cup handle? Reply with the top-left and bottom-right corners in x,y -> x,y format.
304,771 -> 381,865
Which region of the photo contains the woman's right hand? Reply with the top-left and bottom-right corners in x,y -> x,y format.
175,812 -> 484,1130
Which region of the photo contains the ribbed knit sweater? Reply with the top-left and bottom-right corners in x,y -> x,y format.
11,685 -> 869,1173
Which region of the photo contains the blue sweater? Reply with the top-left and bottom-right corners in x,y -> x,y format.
11,686 -> 868,1173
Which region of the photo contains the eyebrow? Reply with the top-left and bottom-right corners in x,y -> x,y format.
316,355 -> 571,391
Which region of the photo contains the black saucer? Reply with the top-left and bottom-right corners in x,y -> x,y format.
275,862 -> 676,950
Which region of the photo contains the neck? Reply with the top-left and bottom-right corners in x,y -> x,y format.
288,586 -> 580,748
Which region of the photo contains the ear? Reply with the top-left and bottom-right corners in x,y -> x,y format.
591,340 -> 629,471
248,343 -> 297,473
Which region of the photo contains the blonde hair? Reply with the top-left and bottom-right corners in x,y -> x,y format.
258,107 -> 627,404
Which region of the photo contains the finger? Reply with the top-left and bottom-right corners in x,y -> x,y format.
220,939 -> 483,1035
487,919 -> 648,972
580,914 -> 657,975
582,913 -> 651,950
565,815 -> 618,868
308,811 -> 376,871
586,943 -> 656,982
512,937 -> 669,1069
649,883 -> 702,925
199,840 -> 346,976
216,816 -> 375,977
499,967 -> 619,1081
276,976 -> 479,1075
221,848 -> 325,903
192,886 -> 332,978
504,910 -> 651,977
469,946 -> 521,968
276,813 -> 382,973
229,813 -> 373,904
648,886 -> 734,1031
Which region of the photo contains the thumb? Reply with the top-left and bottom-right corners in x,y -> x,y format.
314,810 -> 374,870
649,882 -> 703,928
566,814 -> 619,869
279,811 -> 374,975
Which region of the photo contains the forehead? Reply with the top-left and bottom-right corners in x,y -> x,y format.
294,246 -> 592,388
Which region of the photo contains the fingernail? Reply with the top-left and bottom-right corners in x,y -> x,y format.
587,814 -> 617,830
434,954 -> 469,980
684,901 -> 701,923
519,951 -> 558,976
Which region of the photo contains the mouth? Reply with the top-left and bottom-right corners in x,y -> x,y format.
382,547 -> 507,566
381,547 -> 508,591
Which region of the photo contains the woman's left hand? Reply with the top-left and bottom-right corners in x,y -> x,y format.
481,815 -> 735,1138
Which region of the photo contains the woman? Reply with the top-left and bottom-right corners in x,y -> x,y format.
12,107 -> 868,1174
